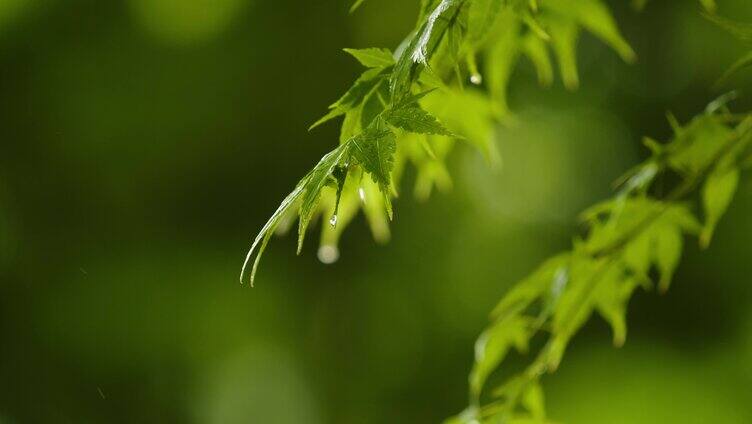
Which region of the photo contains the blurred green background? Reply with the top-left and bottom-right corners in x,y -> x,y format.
1,0 -> 752,422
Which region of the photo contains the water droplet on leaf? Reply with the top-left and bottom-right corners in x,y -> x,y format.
470,73 -> 483,85
317,245 -> 340,264
329,214 -> 338,228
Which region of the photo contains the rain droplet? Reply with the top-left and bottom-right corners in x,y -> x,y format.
329,214 -> 338,228
470,73 -> 483,85
317,245 -> 340,264
358,187 -> 366,203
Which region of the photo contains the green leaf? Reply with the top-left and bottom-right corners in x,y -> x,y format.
545,16 -> 580,90
653,223 -> 683,293
310,67 -> 389,130
421,88 -> 497,159
622,231 -> 651,276
492,254 -> 571,319
385,105 -> 454,136
297,144 -> 352,253
667,115 -> 735,175
521,381 -> 546,420
594,269 -> 639,347
521,33 -> 554,86
552,255 -> 603,350
350,120 -> 397,203
701,167 -> 740,247
484,9 -> 521,113
391,0 -> 463,99
240,174 -> 311,285
470,316 -> 531,399
343,47 -> 395,68
544,0 -> 635,63
466,0 -> 503,46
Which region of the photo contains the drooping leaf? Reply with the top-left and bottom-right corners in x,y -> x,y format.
552,254 -> 602,341
594,270 -> 639,347
484,9 -> 521,112
240,173 -> 312,285
622,231 -> 651,277
470,316 -> 531,398
545,16 -> 580,90
350,120 -> 397,198
652,223 -> 683,292
544,0 -> 635,63
297,144 -> 352,253
521,33 -> 554,86
521,381 -> 546,420
701,166 -> 740,247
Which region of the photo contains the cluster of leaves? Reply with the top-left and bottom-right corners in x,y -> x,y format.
242,0 -> 640,285
240,0 -> 752,422
448,102 -> 752,423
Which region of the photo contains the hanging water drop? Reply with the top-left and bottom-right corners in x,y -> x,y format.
329,214 -> 338,228
317,245 -> 340,264
358,187 -> 366,203
470,73 -> 483,85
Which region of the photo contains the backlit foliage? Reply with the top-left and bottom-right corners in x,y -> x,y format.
241,0 -> 750,422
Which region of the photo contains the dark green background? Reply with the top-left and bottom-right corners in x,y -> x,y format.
0,0 -> 751,422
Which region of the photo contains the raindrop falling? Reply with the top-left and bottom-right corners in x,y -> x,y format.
317,245 -> 340,264
358,187 -> 366,203
470,73 -> 483,85
329,214 -> 338,228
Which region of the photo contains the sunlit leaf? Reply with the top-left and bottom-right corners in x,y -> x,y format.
701,166 -> 739,247
521,381 -> 546,420
653,223 -> 683,292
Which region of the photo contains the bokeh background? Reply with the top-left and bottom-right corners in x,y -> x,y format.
1,0 -> 752,422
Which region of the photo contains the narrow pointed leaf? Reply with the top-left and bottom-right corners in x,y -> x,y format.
701,167 -> 739,247
298,144 -> 352,253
